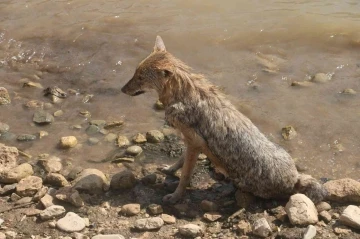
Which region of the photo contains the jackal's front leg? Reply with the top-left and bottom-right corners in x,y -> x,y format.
158,156 -> 184,175
162,146 -> 200,204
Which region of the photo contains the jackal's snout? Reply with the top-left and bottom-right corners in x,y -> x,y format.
121,76 -> 145,96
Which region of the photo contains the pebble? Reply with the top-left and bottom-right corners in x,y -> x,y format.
88,137 -> 100,145
17,134 -> 37,141
319,210 -> 332,223
203,212 -> 222,222
341,88 -> 357,95
39,130 -> 49,139
121,204 -> 141,216
236,220 -> 251,235
146,130 -> 164,143
147,204 -> 163,215
39,205 -> 66,220
39,156 -> 62,173
316,202 -> 331,212
45,173 -> 70,187
104,121 -> 124,129
59,136 -> 78,148
200,200 -> 218,212
252,218 -> 271,238
311,73 -> 332,83
154,99 -> 164,110
303,225 -> 316,239
55,187 -> 84,207
90,120 -> 106,127
40,194 -> 54,208
291,81 -> 313,87
270,206 -> 287,222
285,194 -> 318,225
125,145 -> 143,156
56,212 -> 86,232
73,168 -> 109,194
86,125 -> 100,135
0,122 -> 10,134
0,163 -> 34,183
116,135 -> 130,147
134,217 -> 164,231
104,133 -> 117,143
178,224 -> 203,238
33,110 -> 54,124
324,178 -> 360,203
14,196 -> 32,205
33,186 -> 48,201
16,176 -> 43,197
0,87 -> 11,105
339,205 -> 360,230
161,214 -> 176,224
110,169 -> 136,190
92,235 -> 125,239
54,110 -> 64,117
333,225 -> 352,235
10,193 -> 21,202
132,133 -> 147,144
281,126 -> 297,140
0,183 -> 16,195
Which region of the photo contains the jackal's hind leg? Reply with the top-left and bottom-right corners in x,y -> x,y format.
157,156 -> 184,176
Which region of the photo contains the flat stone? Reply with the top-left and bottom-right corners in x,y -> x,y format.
45,173 -> 70,187
132,133 -> 147,144
134,217 -> 164,231
285,194 -> 318,225
39,205 -> 66,220
146,130 -> 164,143
0,144 -> 18,173
39,156 -> 62,173
125,145 -> 143,156
200,200 -> 218,212
161,214 -> 176,224
92,234 -> 125,239
17,134 -> 36,141
339,205 -> 360,230
303,225 -> 316,239
14,196 -> 32,205
110,169 -> 136,190
0,163 -> 33,183
73,168 -> 109,194
178,224 -> 203,238
40,194 -> 54,208
89,120 -> 106,127
16,176 -> 43,197
0,87 -> 11,105
59,136 -> 78,148
33,110 -> 54,124
148,204 -> 163,215
23,208 -> 42,216
203,212 -> 222,222
341,88 -> 357,95
104,121 -> 124,129
55,187 -> 84,207
56,212 -> 86,232
252,218 -> 271,238
116,135 -> 130,147
121,204 -> 140,216
324,178 -> 360,203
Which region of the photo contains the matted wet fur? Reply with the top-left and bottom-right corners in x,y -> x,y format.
121,36 -> 327,204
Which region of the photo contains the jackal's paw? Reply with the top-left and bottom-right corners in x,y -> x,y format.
157,164 -> 176,175
162,193 -> 181,204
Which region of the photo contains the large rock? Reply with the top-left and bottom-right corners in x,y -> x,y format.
134,217 -> 164,231
73,169 -> 109,194
39,205 -> 66,220
16,176 -> 43,197
285,194 -> 318,225
56,212 -> 85,232
0,87 -> 11,105
0,163 -> 33,183
339,205 -> 360,230
0,144 -> 18,173
110,169 -> 136,190
178,224 -> 203,238
324,178 -> 360,203
39,156 -> 62,173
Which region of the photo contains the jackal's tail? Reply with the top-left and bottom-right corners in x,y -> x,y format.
295,174 -> 328,203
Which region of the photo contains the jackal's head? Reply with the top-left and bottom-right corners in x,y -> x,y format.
121,36 -> 174,96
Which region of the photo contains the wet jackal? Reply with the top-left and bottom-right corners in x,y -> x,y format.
121,36 -> 327,204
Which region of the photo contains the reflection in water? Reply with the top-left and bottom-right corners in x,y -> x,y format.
0,0 -> 359,179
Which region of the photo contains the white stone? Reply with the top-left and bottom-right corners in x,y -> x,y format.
134,217 -> 164,230
285,194 -> 318,225
252,218 -> 271,238
40,205 -> 66,220
178,224 -> 203,238
56,212 -> 86,232
303,225 -> 316,239
339,205 -> 360,230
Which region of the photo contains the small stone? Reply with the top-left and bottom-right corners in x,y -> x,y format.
17,134 -> 37,141
161,214 -> 176,224
125,145 -> 143,156
23,80 -> 43,89
39,130 -> 49,139
146,130 -> 164,143
121,204 -> 141,216
25,99 -> 44,109
341,88 -> 357,95
16,176 -> 43,197
104,133 -> 117,143
71,125 -> 82,130
56,212 -> 86,232
40,194 -> 54,208
303,225 -> 316,239
0,122 -> 10,134
252,218 -> 271,238
59,136 -> 78,148
0,144 -> 18,172
339,205 -> 360,230
198,153 -> 207,160
203,212 -> 222,222
112,157 -> 134,163
79,110 -> 91,118
281,126 -> 297,140
178,224 -> 203,238
0,87 -> 11,105
49,221 -> 56,228
311,73 -> 332,83
200,200 -> 218,212
316,202 -> 331,212
333,225 -> 352,235
23,208 -> 42,216
88,137 -> 100,145
39,156 -> 62,173
4,231 -> 16,239
0,183 -> 16,195
148,204 -> 163,215
324,178 -> 360,203
67,166 -> 83,180
236,220 -> 251,235
319,211 -> 332,223
82,94 -> 94,103
54,110 -> 64,117
110,169 -> 136,190
55,187 -> 84,207
154,99 -> 164,110
33,110 -> 54,124
10,193 -> 21,201
291,81 -> 313,87
39,205 -> 66,220
134,217 -> 164,231
14,196 -> 32,205
116,135 -> 130,147
45,173 -> 70,187
33,186 -> 48,201
0,163 -> 33,183
285,194 -> 318,225
92,235 -> 125,239
86,125 -> 100,135
104,121 -> 124,129
89,120 -> 106,127
132,133 -> 147,144
73,168 -> 109,194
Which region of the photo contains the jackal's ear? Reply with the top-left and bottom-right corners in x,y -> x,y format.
154,36 -> 166,52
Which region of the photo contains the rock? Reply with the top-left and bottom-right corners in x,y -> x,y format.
0,232 -> 4,239
67,166 -> 83,180
203,212 -> 222,222
53,110 -> 63,117
121,204 -> 141,216
285,194 -> 318,225
178,224 -> 203,238
303,225 -> 316,239
86,125 -> 100,135
148,204 -> 163,215
56,212 -> 86,232
132,133 -> 147,144
40,194 -> 54,208
104,133 -> 117,143
110,169 -> 136,190
73,169 -> 109,194
125,145 -> 143,156
341,88 -> 357,95
269,206 -> 287,222
10,193 -> 21,201
291,81 -> 313,87
89,120 -> 106,127
92,235 -> 125,239
39,156 -> 62,173
161,214 -> 176,224
319,210 -> 332,223
236,220 -> 251,235
55,187 -> 84,207
45,173 -> 70,187
104,121 -> 124,129
39,205 -> 66,220
4,231 -> 16,239
316,202 -> 331,212
24,99 -> 44,109
339,205 -> 360,230
154,100 -> 164,110
235,190 -> 256,209
134,217 -> 164,231
0,122 -> 9,135
88,137 -> 100,145
324,178 -> 360,203
0,163 -> 33,183
16,176 -> 43,197
146,130 -> 164,143
49,221 -> 57,228
0,183 -> 16,195
17,134 -> 37,141
200,200 -> 218,212
0,144 -> 18,173
116,135 -> 130,147
252,218 -> 271,238
112,157 -> 134,163
281,126 -> 297,140
311,73 -> 332,83
333,225 -> 352,235
33,186 -> 48,201
0,87 -> 11,105
33,110 -> 54,124
39,130 -> 49,139
73,232 -> 89,239
59,136 -> 78,148
14,196 -> 32,205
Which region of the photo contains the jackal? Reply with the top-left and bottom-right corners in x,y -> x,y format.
121,36 -> 327,204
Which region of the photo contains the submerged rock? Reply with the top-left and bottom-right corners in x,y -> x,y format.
59,136 -> 78,148
17,134 -> 37,141
33,110 -> 54,124
281,126 -> 297,140
117,135 -> 130,147
311,73 -> 333,83
132,133 -> 147,144
0,87 -> 11,105
0,122 -> 10,135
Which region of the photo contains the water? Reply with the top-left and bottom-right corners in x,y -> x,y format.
0,0 -> 359,179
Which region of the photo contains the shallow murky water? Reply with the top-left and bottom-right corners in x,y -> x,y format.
0,0 -> 359,179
